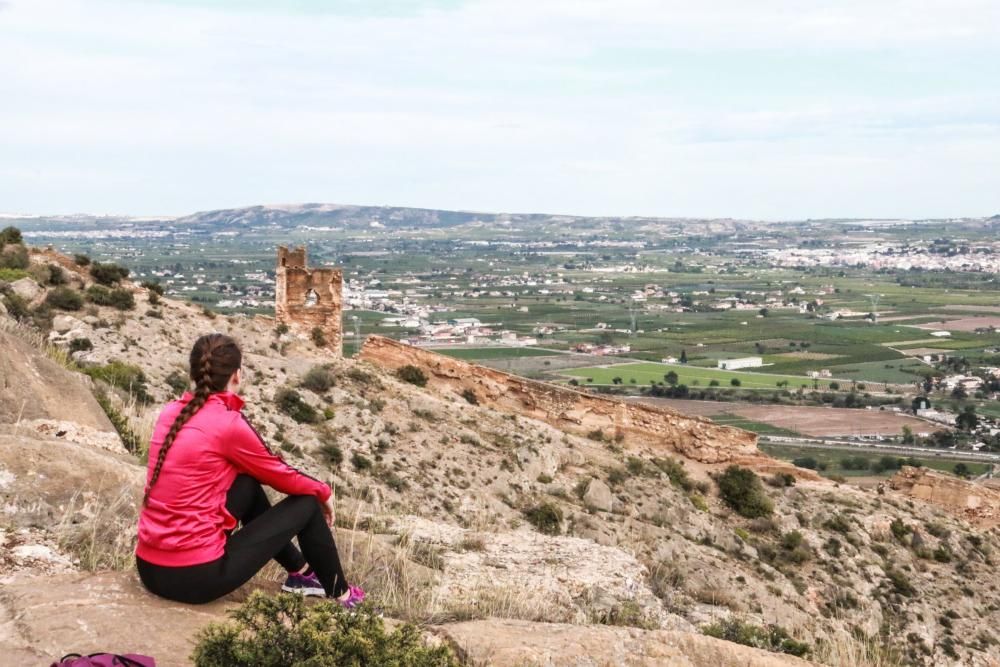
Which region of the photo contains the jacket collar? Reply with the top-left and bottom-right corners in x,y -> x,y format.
179,390 -> 245,411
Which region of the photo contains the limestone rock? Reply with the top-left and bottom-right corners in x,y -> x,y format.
0,572 -> 237,667
438,619 -> 818,667
52,314 -> 85,333
9,277 -> 42,302
890,466 -> 1000,528
583,478 -> 614,513
0,328 -> 113,430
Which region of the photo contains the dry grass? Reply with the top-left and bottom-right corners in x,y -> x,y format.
813,632 -> 905,667
55,483 -> 139,571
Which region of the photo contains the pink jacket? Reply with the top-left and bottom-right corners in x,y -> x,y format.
136,391 -> 330,567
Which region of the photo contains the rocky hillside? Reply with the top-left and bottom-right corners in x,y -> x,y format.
2,241 -> 1000,666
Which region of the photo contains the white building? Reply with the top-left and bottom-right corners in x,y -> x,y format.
718,356 -> 763,370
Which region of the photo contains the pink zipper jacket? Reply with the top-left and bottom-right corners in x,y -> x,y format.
136,391 -> 330,567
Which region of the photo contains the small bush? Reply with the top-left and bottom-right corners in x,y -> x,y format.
319,442 -> 344,468
716,465 -> 773,518
68,338 -> 93,353
45,286 -> 84,311
191,591 -> 459,667
397,364 -> 428,387
886,568 -> 915,597
653,457 -> 694,491
1,292 -> 30,320
351,452 -> 372,471
47,264 -> 67,285
86,285 -> 135,310
702,618 -> 810,658
300,365 -> 336,393
83,361 -> 151,404
89,262 -> 129,286
140,280 -> 164,296
766,473 -> 796,488
311,326 -> 326,346
460,388 -> 478,404
165,370 -> 189,396
0,244 -> 29,271
523,502 -> 562,535
73,253 -> 91,266
274,387 -> 319,424
0,226 -> 23,246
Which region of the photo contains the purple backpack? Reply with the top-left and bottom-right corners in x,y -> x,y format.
52,654 -> 155,667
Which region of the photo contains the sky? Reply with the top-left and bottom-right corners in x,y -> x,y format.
1,0 -> 999,219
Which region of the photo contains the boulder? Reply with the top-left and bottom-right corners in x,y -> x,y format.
0,572 -> 237,667
0,329 -> 113,429
52,314 -> 84,333
10,277 -> 42,302
438,619 -> 818,667
583,478 -> 614,513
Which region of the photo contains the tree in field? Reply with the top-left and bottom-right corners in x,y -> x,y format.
956,405 -> 978,431
953,462 -> 970,478
664,371 -> 679,386
680,349 -> 687,364
901,425 -> 914,445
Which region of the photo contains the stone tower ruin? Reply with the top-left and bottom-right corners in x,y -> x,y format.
275,245 -> 343,355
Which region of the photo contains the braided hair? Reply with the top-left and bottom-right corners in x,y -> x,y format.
142,333 -> 242,506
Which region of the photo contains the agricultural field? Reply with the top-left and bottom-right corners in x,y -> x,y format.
560,361 -> 838,390
433,346 -> 558,360
760,443 -> 992,478
638,398 -> 941,437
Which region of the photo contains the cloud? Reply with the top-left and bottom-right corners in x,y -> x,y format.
0,0 -> 997,217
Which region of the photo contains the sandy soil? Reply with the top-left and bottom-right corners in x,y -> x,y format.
915,316 -> 1000,332
638,398 -> 943,437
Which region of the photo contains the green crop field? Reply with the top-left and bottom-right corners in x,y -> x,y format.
435,346 -> 560,360
560,361 -> 835,389
710,414 -> 802,437
760,443 -> 992,478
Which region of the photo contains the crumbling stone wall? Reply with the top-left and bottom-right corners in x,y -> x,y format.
890,466 -> 1000,528
359,336 -> 761,464
275,246 -> 343,355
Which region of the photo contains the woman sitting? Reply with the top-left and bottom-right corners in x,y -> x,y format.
135,333 -> 364,606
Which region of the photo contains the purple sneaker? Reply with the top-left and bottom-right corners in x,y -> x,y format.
335,585 -> 366,609
281,571 -> 325,597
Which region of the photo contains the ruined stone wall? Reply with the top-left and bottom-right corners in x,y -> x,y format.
275,246 -> 343,355
359,336 -> 761,464
890,466 -> 1000,528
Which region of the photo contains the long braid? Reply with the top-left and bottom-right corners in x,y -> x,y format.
142,335 -> 225,506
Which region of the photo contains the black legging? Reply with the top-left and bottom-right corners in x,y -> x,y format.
137,474 -> 349,603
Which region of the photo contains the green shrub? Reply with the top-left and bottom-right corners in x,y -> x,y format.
73,253 -> 91,266
702,617 -> 810,658
523,502 -> 562,535
0,226 -> 23,246
68,338 -> 93,353
310,326 -> 326,346
0,267 -> 29,282
191,591 -> 459,667
45,286 -> 84,311
274,387 -> 319,424
85,285 -> 135,310
716,465 -> 773,518
319,441 -> 343,468
300,365 -> 336,393
0,243 -> 29,270
460,387 -> 478,404
397,364 -> 428,387
351,452 -> 372,471
140,280 -> 164,296
653,457 -> 694,491
766,473 -> 796,488
83,361 -> 151,403
1,292 -> 30,320
47,264 -> 67,285
886,568 -> 915,596
165,370 -> 189,396
92,387 -> 142,455
890,517 -> 911,542
89,262 -> 129,286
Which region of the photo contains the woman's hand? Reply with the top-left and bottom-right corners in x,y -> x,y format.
322,496 -> 335,527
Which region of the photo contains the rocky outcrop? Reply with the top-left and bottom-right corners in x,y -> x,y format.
359,336 -> 758,464
439,619 -> 817,667
275,245 -> 343,355
0,572 -> 237,667
0,326 -> 113,431
890,466 -> 1000,528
